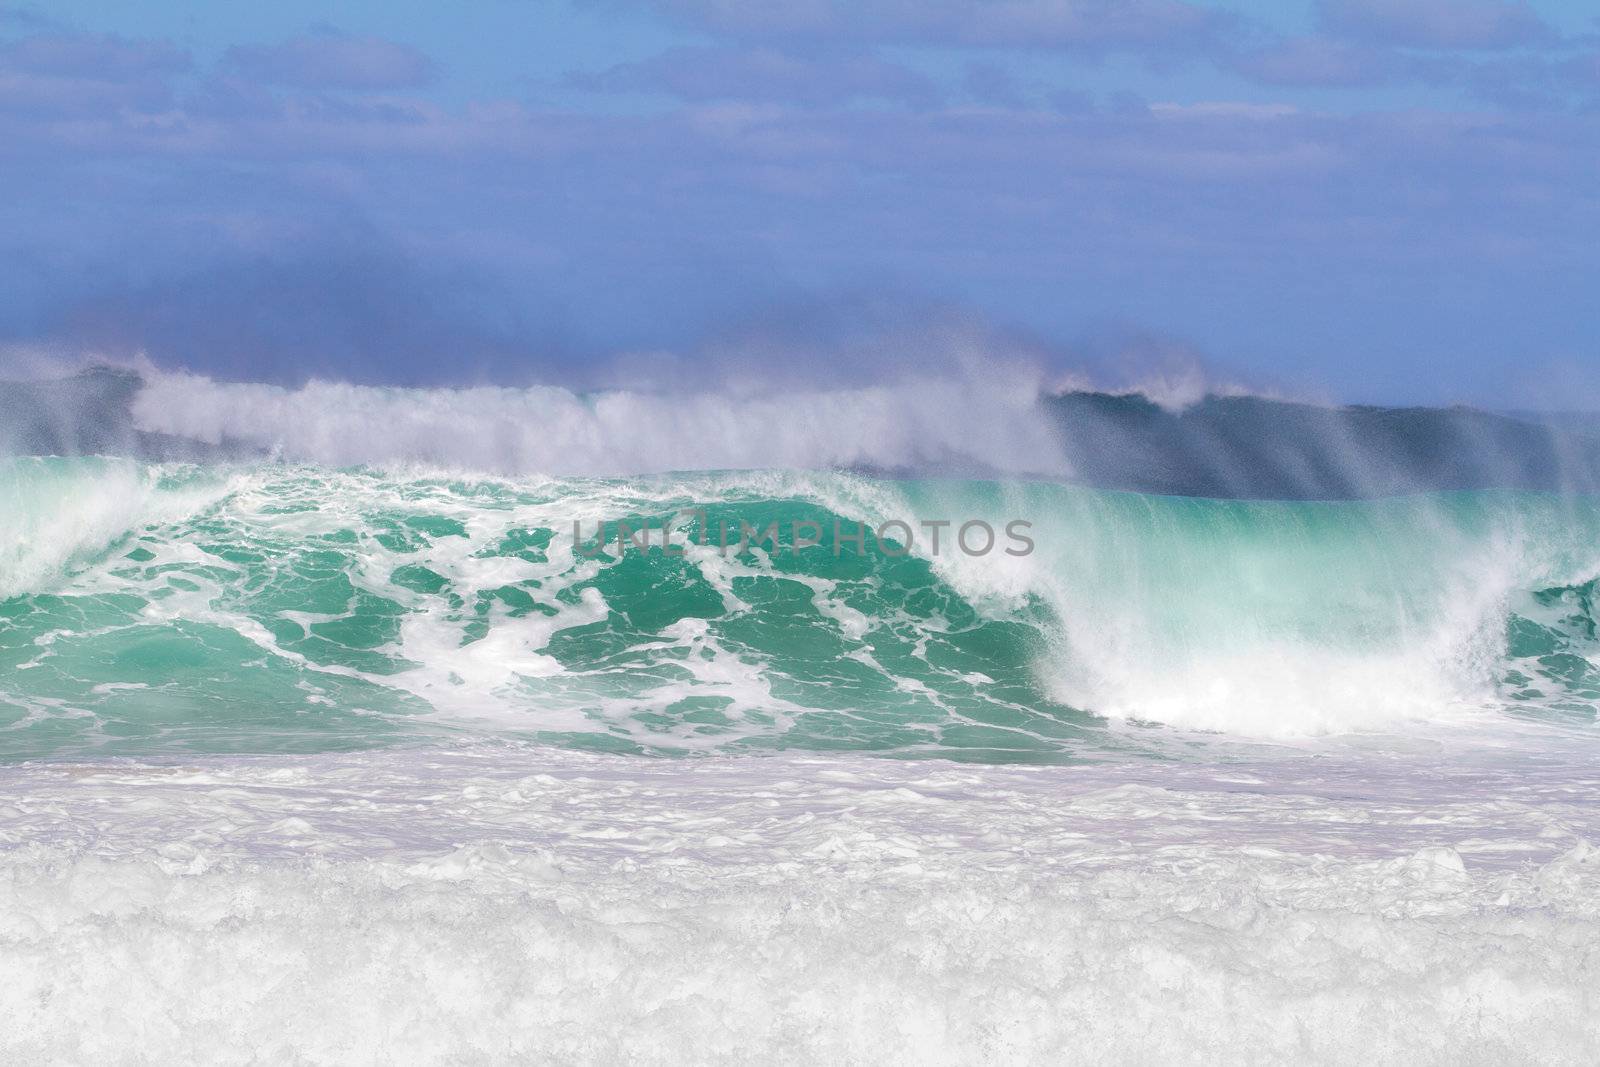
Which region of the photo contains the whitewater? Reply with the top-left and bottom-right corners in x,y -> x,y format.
5,368 -> 1600,1063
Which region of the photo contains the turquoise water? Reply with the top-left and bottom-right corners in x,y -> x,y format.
3,456 -> 1599,761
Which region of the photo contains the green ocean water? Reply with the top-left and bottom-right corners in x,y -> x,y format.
3,456 -> 1600,761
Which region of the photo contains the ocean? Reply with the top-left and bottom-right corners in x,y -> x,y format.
4,367 -> 1600,1063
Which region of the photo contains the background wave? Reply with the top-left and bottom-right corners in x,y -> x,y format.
8,365 -> 1600,494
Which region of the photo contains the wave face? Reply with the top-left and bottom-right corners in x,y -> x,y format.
5,455 -> 1599,761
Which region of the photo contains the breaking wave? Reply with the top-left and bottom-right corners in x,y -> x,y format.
4,456 -> 1599,759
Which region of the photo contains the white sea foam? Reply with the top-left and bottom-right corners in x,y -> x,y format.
903,484 -> 1600,736
0,458 -> 236,600
3,743 -> 1599,1064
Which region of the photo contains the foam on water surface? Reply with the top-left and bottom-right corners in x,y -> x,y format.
3,742 -> 1599,1064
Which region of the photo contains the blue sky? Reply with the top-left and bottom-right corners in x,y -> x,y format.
2,1 -> 1598,404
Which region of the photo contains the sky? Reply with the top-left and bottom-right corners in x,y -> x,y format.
1,0 -> 1598,405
